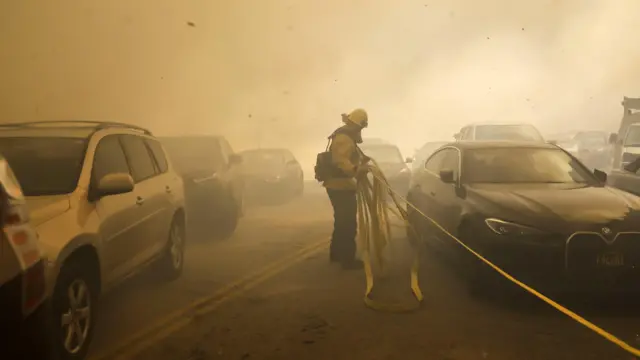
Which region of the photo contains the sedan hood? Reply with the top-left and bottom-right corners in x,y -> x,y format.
467,183 -> 640,232
25,195 -> 71,226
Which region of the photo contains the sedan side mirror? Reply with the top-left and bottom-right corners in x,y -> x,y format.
439,169 -> 455,183
96,173 -> 134,199
229,154 -> 242,165
608,133 -> 618,144
593,169 -> 608,183
405,157 -> 413,163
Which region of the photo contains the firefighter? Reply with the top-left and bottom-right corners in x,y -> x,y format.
323,108 -> 369,270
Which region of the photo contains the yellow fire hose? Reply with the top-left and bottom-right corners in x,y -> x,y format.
357,160 -> 423,312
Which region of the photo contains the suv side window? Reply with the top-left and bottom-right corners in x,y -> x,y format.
145,139 -> 168,174
121,135 -> 157,183
92,135 -> 130,183
425,149 -> 448,173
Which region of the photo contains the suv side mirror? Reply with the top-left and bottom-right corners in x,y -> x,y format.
608,133 -> 618,144
229,154 -> 242,165
96,173 -> 134,198
593,169 -> 608,183
405,157 -> 413,163
439,169 -> 455,183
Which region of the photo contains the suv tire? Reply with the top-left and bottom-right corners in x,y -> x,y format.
52,259 -> 97,360
156,217 -> 185,281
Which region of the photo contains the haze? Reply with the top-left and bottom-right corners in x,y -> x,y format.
1,0 -> 639,170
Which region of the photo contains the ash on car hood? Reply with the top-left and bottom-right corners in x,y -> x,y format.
467,183 -> 640,231
25,195 -> 71,226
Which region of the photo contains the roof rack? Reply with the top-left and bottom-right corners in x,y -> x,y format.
0,120 -> 152,135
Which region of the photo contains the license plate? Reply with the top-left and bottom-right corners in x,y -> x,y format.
596,252 -> 624,267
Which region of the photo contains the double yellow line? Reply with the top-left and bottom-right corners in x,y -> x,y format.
90,238 -> 329,360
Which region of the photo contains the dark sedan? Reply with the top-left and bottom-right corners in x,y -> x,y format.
360,143 -> 412,197
407,141 -> 640,295
240,148 -> 304,203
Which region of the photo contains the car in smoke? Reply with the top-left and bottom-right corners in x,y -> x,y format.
610,123 -> 640,170
407,140 -> 640,296
239,148 -> 304,203
160,135 -> 244,239
453,122 -> 545,142
0,155 -> 56,360
607,156 -> 640,197
0,121 -> 187,360
359,141 -> 412,197
571,131 -> 612,170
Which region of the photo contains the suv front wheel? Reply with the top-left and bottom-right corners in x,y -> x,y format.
52,259 -> 97,360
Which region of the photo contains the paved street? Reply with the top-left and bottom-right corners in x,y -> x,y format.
87,184 -> 639,360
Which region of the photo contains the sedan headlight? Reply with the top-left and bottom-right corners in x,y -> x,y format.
484,218 -> 544,236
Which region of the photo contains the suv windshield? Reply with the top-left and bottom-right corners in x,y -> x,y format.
361,145 -> 403,164
463,147 -> 593,184
0,137 -> 87,196
475,125 -> 544,142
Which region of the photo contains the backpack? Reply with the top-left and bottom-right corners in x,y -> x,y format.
314,131 -> 364,182
314,136 -> 333,182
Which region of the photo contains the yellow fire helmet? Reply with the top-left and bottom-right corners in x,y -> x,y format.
342,108 -> 369,128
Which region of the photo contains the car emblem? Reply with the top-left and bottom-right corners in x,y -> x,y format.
602,227 -> 611,235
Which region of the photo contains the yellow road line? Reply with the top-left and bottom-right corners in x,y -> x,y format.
90,238 -> 329,360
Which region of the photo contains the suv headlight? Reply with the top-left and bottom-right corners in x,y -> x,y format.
485,218 -> 544,236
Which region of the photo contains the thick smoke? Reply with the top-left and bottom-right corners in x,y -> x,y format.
1,0 -> 639,165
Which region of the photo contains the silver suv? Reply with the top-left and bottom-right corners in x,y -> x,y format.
0,121 -> 186,360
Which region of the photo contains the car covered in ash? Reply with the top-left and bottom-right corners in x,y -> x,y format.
407,140 -> 640,295
359,140 -> 412,197
239,148 -> 304,202
160,135 -> 244,240
453,122 -> 545,142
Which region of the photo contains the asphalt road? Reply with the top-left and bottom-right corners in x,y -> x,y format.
87,183 -> 640,360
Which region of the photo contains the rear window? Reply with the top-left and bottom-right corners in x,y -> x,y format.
0,137 -> 87,196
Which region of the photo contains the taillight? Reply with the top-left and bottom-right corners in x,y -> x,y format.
22,260 -> 46,316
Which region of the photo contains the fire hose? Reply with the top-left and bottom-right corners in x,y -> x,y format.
356,159 -> 423,312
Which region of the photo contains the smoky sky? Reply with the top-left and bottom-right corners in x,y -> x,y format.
1,0 -> 640,162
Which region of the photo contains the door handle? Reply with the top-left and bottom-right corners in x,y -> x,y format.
136,196 -> 145,205
165,186 -> 172,194
429,191 -> 436,196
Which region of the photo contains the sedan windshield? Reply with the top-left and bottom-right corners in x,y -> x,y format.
0,137 -> 87,196
361,145 -> 403,164
463,147 -> 594,184
475,125 -> 544,142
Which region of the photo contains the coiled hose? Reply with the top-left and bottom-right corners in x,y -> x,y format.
356,160 -> 424,312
